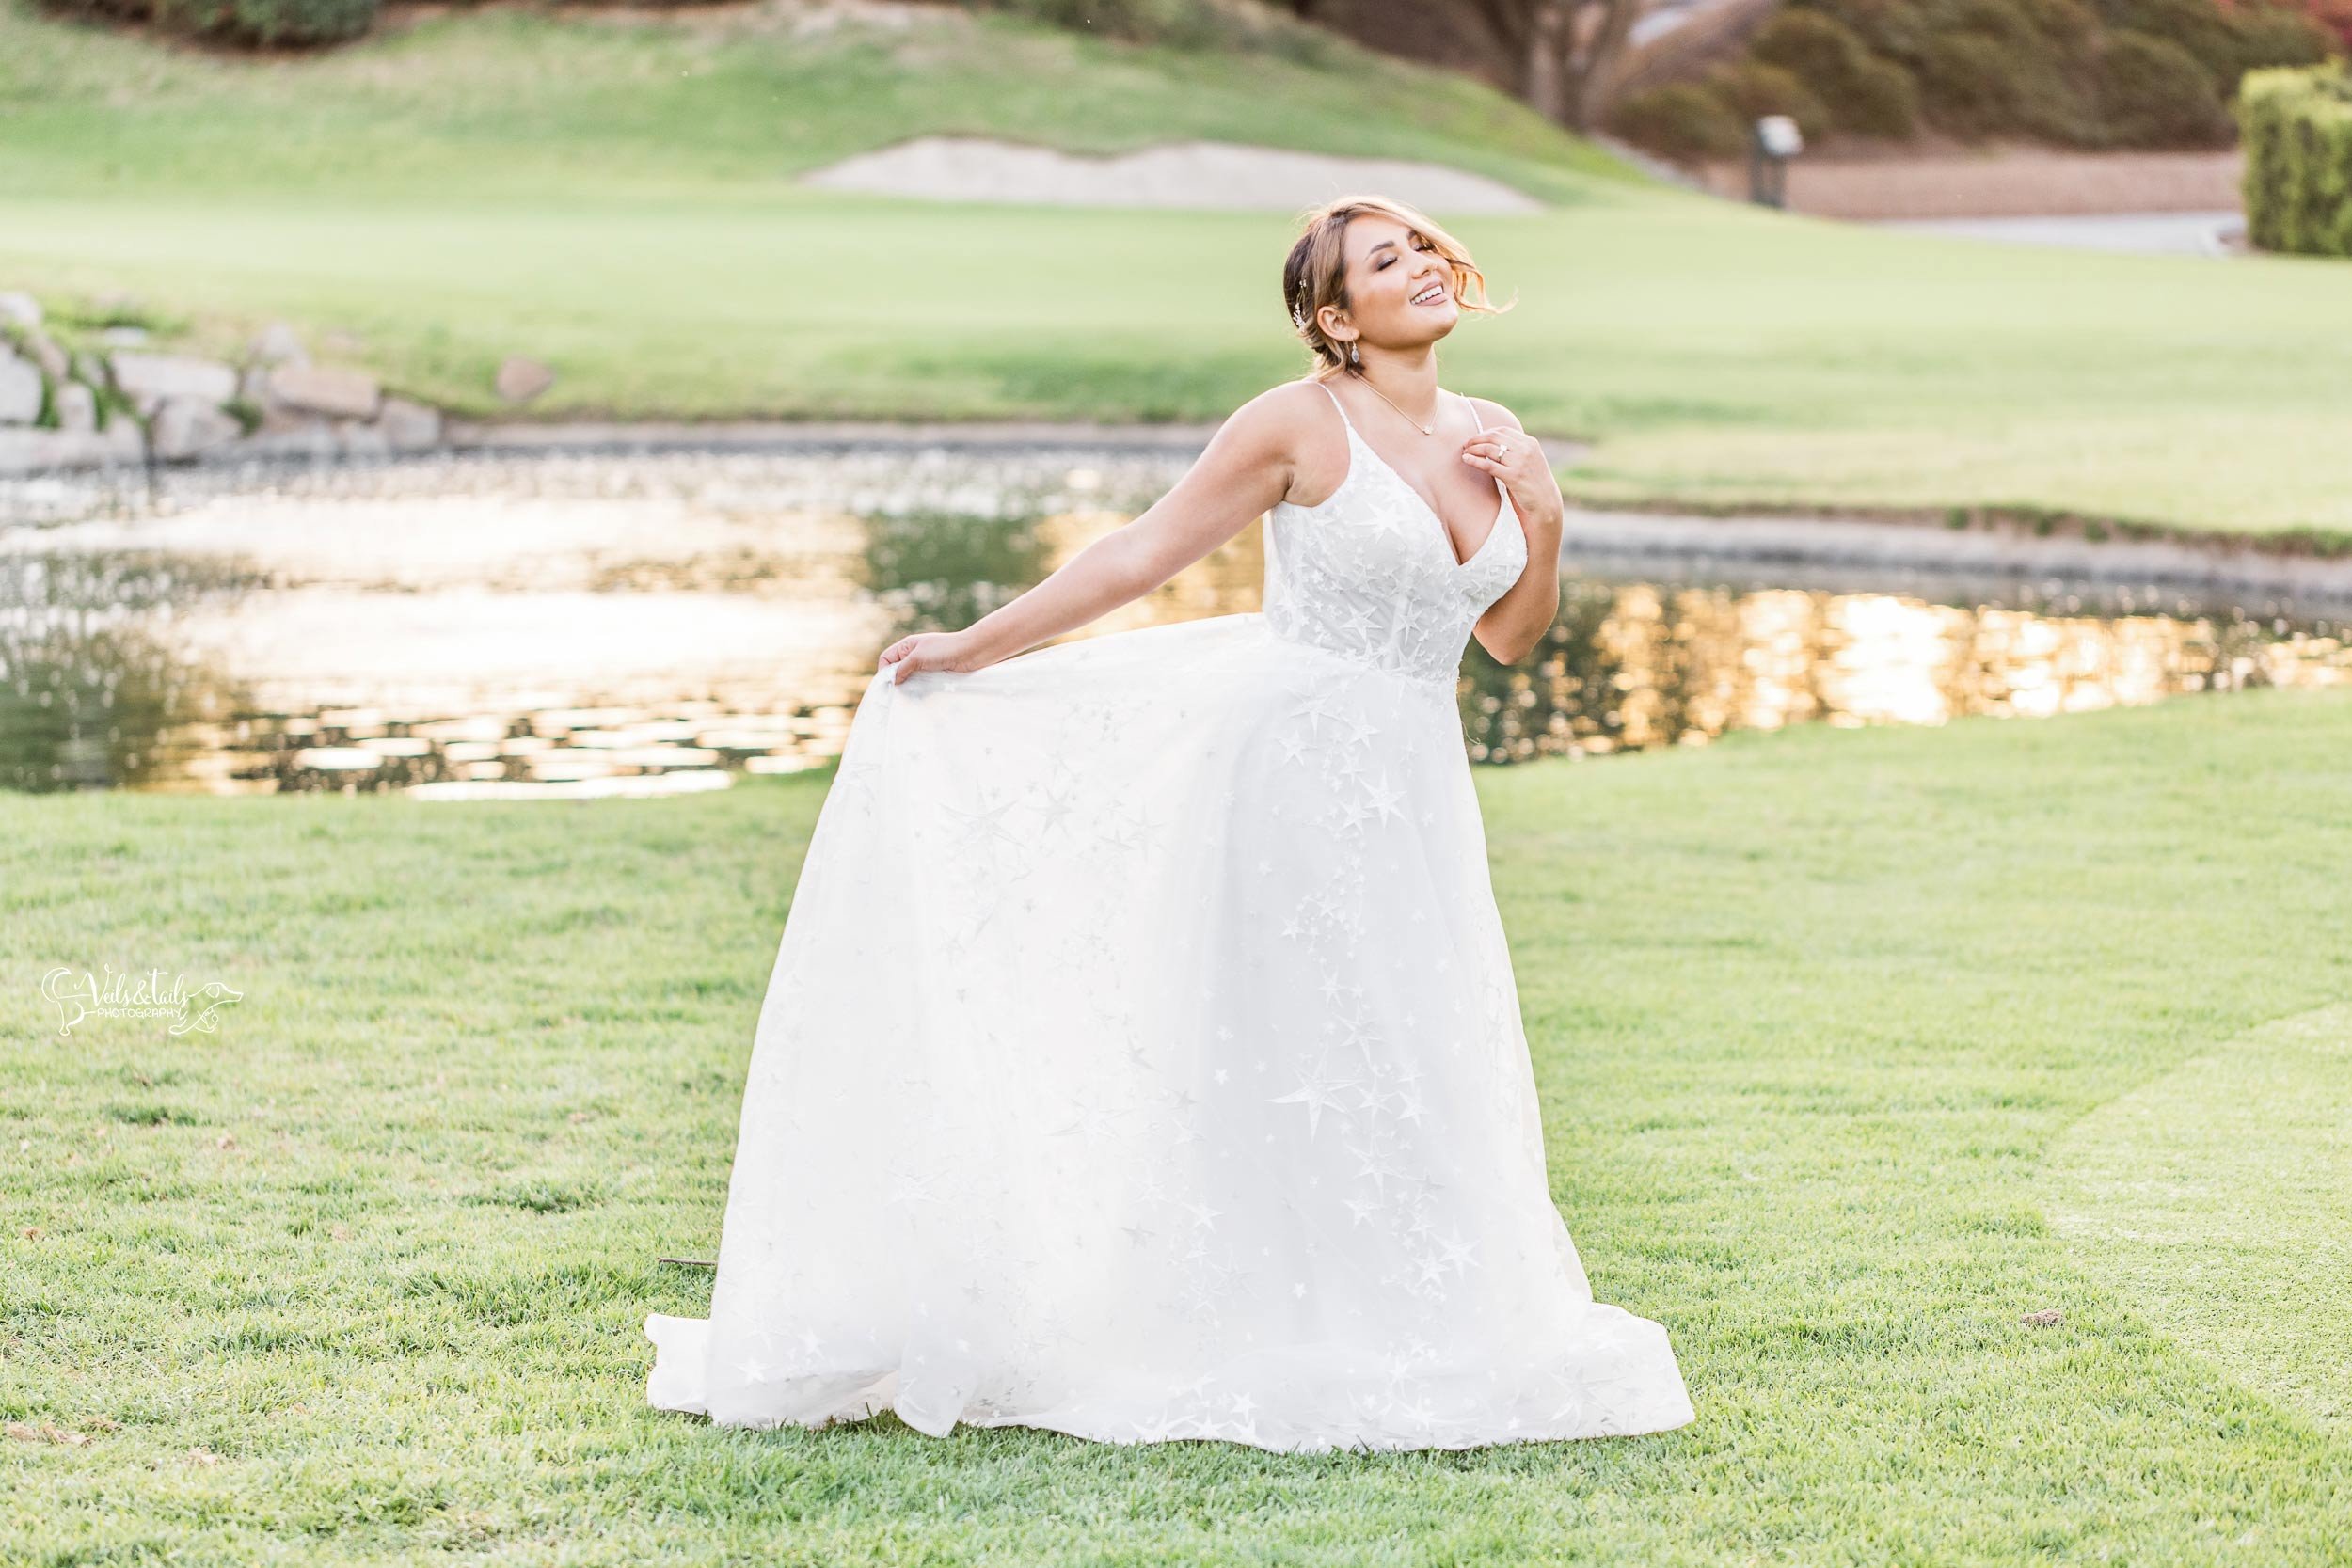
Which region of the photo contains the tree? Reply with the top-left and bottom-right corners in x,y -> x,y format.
1464,0 -> 1648,128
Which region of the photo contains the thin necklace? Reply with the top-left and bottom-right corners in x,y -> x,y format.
1353,372 -> 1443,436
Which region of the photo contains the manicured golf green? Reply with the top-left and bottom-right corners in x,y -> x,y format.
6,685 -> 2348,1563
5,3 -> 2352,544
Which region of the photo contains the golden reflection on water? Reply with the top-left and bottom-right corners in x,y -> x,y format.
1,452 -> 2344,796
1463,582 -> 2345,763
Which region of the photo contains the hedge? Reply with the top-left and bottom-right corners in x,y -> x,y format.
1611,83 -> 1749,162
2101,29 -> 2233,146
40,0 -> 378,46
2239,63 -> 2352,255
1793,0 -> 2339,147
1749,10 -> 1920,137
1706,59 -> 1835,142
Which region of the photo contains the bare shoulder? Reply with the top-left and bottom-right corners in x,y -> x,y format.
1219,378 -> 1337,446
1203,378 -> 1346,506
1464,393 -> 1526,434
1204,378 -> 1342,468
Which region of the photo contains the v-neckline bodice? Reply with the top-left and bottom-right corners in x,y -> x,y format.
1312,379 -> 1510,573
1343,425 -> 1513,573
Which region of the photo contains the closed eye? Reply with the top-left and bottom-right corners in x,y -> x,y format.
1375,236 -> 1437,271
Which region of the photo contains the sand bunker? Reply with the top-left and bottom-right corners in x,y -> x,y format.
799,136 -> 1544,214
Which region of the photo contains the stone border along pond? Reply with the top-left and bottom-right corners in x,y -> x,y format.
6,289 -> 2348,607
0,292 -> 470,473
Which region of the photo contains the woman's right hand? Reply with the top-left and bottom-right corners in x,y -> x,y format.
876,630 -> 988,684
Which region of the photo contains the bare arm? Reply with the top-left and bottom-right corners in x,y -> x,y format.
879,387 -> 1306,681
1459,401 -> 1564,667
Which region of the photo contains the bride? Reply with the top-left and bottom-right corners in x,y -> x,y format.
644,194 -> 1697,1452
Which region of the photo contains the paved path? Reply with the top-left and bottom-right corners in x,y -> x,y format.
1869,211 -> 2245,258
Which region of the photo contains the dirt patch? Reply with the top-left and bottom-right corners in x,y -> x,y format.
1698,147 -> 2244,219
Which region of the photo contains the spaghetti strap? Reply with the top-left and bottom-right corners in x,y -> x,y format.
1314,379 -> 1359,437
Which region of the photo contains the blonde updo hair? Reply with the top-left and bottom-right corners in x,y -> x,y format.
1280,194 -> 1509,378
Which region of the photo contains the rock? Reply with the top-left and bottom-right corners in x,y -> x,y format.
56,381 -> 96,435
22,331 -> 68,383
267,362 -> 379,420
0,291 -> 41,329
111,351 -> 238,413
70,349 -> 108,388
257,400 -> 328,437
237,418 -> 339,461
246,320 -> 309,368
238,364 -> 272,404
151,396 -> 243,461
377,396 -> 443,452
0,420 -> 143,477
495,356 -> 554,404
99,325 -> 151,349
0,350 -> 41,424
335,419 -> 391,461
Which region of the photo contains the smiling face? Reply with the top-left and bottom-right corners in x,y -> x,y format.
1281,195 -> 1502,375
1318,214 -> 1460,356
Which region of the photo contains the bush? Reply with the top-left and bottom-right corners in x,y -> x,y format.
41,0 -> 378,44
2302,0 -> 2352,51
2104,0 -> 2334,89
1798,0 -> 1934,64
1840,54 -> 1925,134
2026,0 -> 2106,55
1608,83 -> 1748,162
1705,59 -> 1835,141
2226,2 -> 2338,71
2101,28 -> 2235,142
1749,10 -> 1921,135
991,0 -> 1307,53
2238,62 -> 2352,254
1952,0 -> 2107,141
1793,0 -> 2102,141
1914,30 -> 2025,135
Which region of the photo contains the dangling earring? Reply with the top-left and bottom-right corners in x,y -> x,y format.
1346,341 -> 1360,369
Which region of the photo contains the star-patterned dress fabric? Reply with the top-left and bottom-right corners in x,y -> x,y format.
644,381 -> 1696,1452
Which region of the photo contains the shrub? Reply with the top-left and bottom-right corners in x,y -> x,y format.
1794,0 -> 2101,142
1915,30 -> 2025,135
1608,83 -> 1748,162
1749,9 -> 1921,135
2297,0 -> 2352,51
2238,62 -> 2352,255
1798,0 -> 1935,64
2104,0 -> 2334,89
2218,0 -> 2337,71
1841,54 -> 1925,134
1803,0 -> 2337,144
44,0 -> 379,45
1705,59 -> 1835,141
1949,0 -> 2046,53
2101,28 -> 2235,142
1951,0 -> 2107,141
2027,0 -> 2107,55
991,0 -> 1295,52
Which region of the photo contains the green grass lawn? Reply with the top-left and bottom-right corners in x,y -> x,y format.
5,685 -> 2349,1565
5,3 -> 2352,545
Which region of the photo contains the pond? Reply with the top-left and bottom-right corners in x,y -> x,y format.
2,447 -> 2345,798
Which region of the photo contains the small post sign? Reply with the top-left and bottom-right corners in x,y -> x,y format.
1748,115 -> 1804,209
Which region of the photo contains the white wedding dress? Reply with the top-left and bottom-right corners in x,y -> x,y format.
644,382 -> 1697,1451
